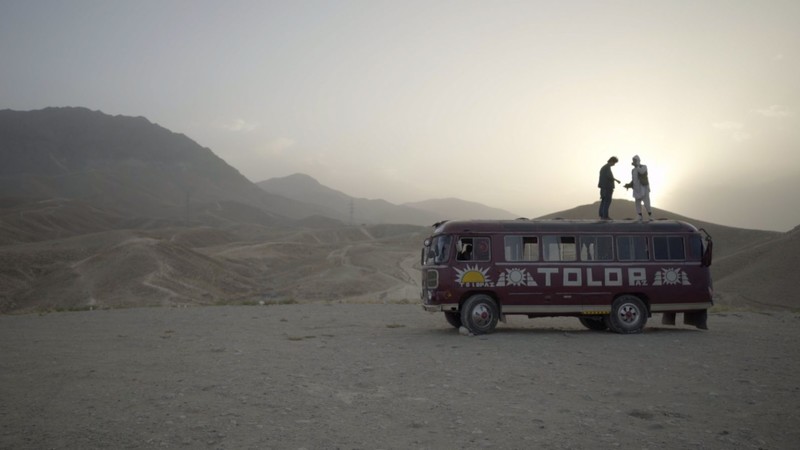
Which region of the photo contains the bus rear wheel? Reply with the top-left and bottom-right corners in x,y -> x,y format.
579,317 -> 609,331
460,294 -> 499,335
608,295 -> 648,334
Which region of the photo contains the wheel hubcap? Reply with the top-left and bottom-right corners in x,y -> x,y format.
618,304 -> 639,324
471,304 -> 493,328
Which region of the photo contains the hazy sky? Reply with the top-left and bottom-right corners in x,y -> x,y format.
2,0 -> 799,231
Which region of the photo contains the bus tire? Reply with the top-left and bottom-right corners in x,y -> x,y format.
460,294 -> 499,335
579,317 -> 608,331
444,311 -> 462,328
608,295 -> 648,334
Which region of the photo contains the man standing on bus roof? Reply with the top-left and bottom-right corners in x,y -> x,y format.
624,154 -> 653,222
598,156 -> 621,220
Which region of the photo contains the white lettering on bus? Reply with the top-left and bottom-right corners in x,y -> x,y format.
458,266 -> 674,288
537,268 -> 558,286
534,267 -> 639,287
586,268 -> 602,287
629,268 -> 648,286
605,268 -> 622,286
564,268 -> 581,286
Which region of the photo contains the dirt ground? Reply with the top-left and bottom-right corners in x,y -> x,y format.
1,305 -> 799,450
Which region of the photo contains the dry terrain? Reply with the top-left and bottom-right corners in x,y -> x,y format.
3,197 -> 798,314
0,210 -> 428,313
3,107 -> 799,449
2,305 -> 799,449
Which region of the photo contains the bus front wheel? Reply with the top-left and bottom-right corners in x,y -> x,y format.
444,311 -> 462,328
460,295 -> 499,335
608,295 -> 648,334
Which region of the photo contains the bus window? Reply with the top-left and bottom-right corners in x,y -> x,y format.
580,235 -> 613,261
504,236 -> 539,261
457,237 -> 491,262
689,235 -> 703,260
654,236 -> 686,260
543,236 -> 577,262
456,238 -> 473,261
474,237 -> 491,260
617,236 -> 649,261
425,235 -> 451,265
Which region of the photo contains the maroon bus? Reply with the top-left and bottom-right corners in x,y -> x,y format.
420,219 -> 713,334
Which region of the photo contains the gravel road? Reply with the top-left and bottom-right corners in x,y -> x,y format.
2,305 -> 799,449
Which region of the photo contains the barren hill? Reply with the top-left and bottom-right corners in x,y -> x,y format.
0,197 -> 125,245
0,107 -> 322,225
257,173 -> 441,226
403,197 -> 520,221
713,225 -> 800,310
0,222 -> 427,314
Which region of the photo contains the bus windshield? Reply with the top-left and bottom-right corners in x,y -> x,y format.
424,235 -> 452,265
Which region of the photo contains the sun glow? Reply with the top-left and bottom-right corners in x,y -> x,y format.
596,136 -> 682,210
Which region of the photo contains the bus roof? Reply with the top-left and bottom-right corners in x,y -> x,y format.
432,219 -> 701,235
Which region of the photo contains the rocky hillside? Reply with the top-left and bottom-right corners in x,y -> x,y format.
712,225 -> 800,310
0,107 -> 323,226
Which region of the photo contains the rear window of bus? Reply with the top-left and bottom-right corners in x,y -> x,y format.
653,236 -> 686,260
689,235 -> 704,260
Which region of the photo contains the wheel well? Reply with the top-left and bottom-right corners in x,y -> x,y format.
459,291 -> 500,312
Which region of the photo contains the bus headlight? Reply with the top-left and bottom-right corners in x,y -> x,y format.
425,269 -> 439,289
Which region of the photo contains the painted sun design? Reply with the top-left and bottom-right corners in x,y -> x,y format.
455,264 -> 491,284
663,268 -> 681,284
654,267 -> 690,286
505,268 -> 526,285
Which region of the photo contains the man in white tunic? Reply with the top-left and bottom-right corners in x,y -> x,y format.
624,155 -> 652,221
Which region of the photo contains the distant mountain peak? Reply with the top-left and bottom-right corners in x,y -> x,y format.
281,173 -> 322,186
0,107 -> 326,225
403,198 -> 519,221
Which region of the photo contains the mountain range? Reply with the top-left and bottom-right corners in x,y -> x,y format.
257,173 -> 519,226
0,107 -> 518,230
0,107 -> 797,313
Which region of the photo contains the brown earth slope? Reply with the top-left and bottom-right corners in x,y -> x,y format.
713,225 -> 800,310
0,219 -> 427,314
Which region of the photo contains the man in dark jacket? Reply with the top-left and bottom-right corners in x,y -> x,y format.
598,156 -> 620,220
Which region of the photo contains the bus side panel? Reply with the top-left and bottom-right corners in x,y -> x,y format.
644,264 -> 713,310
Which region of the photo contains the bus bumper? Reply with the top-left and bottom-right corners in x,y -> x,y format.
422,303 -> 458,313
